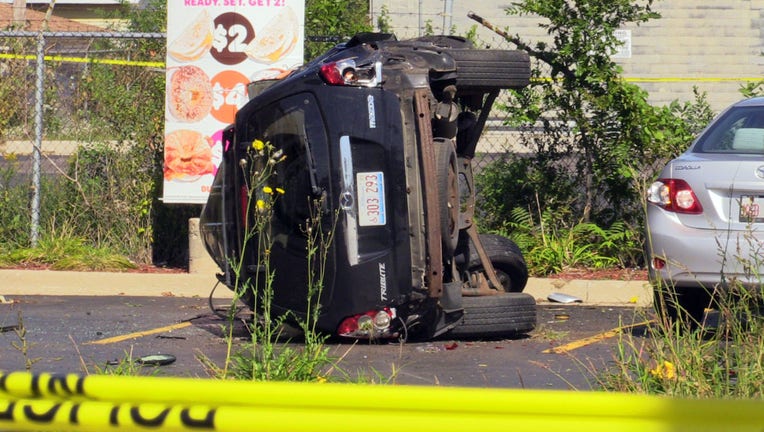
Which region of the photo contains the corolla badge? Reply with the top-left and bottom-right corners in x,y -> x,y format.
756,166 -> 764,180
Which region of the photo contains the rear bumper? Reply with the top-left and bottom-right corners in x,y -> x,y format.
646,205 -> 764,288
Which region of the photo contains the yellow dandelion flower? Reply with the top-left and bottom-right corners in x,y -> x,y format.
252,139 -> 265,151
263,186 -> 273,195
650,360 -> 676,380
316,376 -> 327,384
275,187 -> 285,195
256,199 -> 266,211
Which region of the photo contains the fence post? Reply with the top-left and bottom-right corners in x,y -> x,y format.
30,31 -> 45,247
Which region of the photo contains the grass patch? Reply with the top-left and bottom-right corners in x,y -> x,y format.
0,233 -> 136,272
600,284 -> 764,398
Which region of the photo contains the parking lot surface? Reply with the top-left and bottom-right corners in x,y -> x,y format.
0,292 -> 652,390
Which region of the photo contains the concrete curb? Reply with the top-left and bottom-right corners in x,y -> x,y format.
0,270 -> 230,299
525,277 -> 652,307
0,270 -> 653,306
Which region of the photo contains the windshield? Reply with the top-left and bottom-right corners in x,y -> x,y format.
694,106 -> 764,154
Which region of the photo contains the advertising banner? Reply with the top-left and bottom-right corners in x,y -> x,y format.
162,0 -> 305,204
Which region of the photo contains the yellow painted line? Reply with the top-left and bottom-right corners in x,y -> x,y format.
543,320 -> 654,354
0,53 -> 164,68
84,321 -> 191,345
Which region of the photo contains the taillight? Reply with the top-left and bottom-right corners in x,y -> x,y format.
337,308 -> 397,339
319,59 -> 381,87
647,179 -> 703,214
652,257 -> 666,270
319,62 -> 347,85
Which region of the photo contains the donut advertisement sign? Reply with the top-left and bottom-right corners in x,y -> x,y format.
163,0 -> 304,203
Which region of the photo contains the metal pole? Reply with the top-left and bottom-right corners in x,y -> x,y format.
418,0 -> 422,36
31,32 -> 44,247
442,0 -> 453,34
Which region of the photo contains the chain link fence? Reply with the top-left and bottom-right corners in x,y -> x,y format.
0,16 -> 532,246
1,7 -> 696,262
1,28 -> 165,244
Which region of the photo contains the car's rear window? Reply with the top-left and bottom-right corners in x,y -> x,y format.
694,106 -> 764,154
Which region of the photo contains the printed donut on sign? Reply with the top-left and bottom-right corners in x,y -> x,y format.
167,65 -> 213,123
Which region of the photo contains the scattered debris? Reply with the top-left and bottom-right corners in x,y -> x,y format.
547,292 -> 583,304
136,354 -> 177,366
1,325 -> 20,333
416,344 -> 442,353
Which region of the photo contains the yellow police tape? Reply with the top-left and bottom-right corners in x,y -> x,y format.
1,371 -> 764,432
531,76 -> 762,84
1,52 -> 762,83
0,53 -> 164,68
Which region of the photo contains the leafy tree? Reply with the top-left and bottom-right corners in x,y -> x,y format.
304,0 -> 371,60
495,0 -> 677,225
472,0 -> 723,271
498,0 -> 659,221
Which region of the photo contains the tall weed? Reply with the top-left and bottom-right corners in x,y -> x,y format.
205,139 -> 333,382
602,287 -> 764,398
603,222 -> 764,398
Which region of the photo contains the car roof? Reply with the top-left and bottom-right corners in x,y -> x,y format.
731,96 -> 764,108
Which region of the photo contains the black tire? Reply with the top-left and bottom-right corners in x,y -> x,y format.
447,293 -> 536,338
456,233 -> 528,292
435,138 -> 459,257
446,49 -> 530,90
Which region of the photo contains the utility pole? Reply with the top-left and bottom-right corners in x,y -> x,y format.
12,0 -> 26,27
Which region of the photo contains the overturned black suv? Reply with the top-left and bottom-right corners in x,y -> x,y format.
200,32 -> 536,340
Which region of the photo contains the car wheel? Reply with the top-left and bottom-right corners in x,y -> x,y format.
457,233 -> 529,292
435,138 -> 460,257
447,293 -> 536,338
653,284 -> 712,330
447,49 -> 530,90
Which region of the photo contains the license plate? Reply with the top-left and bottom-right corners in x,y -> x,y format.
357,172 -> 386,226
739,195 -> 764,223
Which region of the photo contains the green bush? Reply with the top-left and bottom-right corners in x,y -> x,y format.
471,0 -> 720,273
493,207 -> 641,276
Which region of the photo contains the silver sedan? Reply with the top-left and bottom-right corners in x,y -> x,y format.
646,96 -> 764,322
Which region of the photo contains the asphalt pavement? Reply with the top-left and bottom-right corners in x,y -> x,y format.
0,269 -> 653,388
